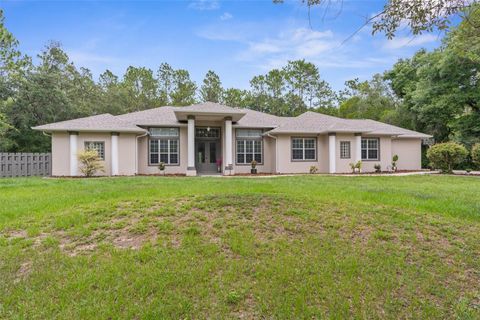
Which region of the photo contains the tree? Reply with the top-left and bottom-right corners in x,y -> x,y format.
200,70 -> 223,103
338,75 -> 399,123
122,66 -> 161,112
426,142 -> 468,173
279,0 -> 476,39
157,62 -> 175,105
170,69 -> 197,106
222,88 -> 248,108
98,69 -> 129,115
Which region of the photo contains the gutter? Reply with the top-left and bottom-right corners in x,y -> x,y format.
266,133 -> 278,174
135,131 -> 149,175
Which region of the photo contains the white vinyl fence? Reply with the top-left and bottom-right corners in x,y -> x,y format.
0,153 -> 51,177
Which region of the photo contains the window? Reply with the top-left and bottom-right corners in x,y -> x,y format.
361,138 -> 379,160
84,141 -> 105,160
236,129 -> 262,164
292,138 -> 316,161
149,127 -> 179,165
149,127 -> 179,137
340,141 -> 351,159
195,127 -> 220,138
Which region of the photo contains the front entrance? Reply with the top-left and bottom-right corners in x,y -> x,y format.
195,127 -> 221,174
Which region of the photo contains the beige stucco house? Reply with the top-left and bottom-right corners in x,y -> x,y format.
33,102 -> 431,176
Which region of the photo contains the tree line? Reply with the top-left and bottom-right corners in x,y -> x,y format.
0,7 -> 479,166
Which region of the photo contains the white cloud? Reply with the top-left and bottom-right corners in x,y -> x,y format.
382,34 -> 438,50
220,12 -> 233,21
188,0 -> 219,11
237,27 -> 337,62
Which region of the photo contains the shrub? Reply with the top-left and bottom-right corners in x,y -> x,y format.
374,164 -> 381,173
158,162 -> 166,174
349,162 -> 356,173
251,160 -> 257,169
392,154 -> 399,171
426,142 -> 468,173
472,143 -> 480,168
355,160 -> 362,172
77,150 -> 104,177
309,166 -> 318,174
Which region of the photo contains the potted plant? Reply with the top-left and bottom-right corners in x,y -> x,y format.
158,162 -> 166,175
309,166 -> 318,174
251,160 -> 257,174
392,154 -> 399,172
374,164 -> 381,173
216,158 -> 222,173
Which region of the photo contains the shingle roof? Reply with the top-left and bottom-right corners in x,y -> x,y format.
115,106 -> 180,126
267,111 -> 431,138
32,103 -> 431,138
32,114 -> 146,133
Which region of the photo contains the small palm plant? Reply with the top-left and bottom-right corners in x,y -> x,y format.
251,160 -> 257,174
158,162 -> 166,175
392,154 -> 399,172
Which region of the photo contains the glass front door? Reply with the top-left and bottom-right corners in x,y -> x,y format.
195,140 -> 220,173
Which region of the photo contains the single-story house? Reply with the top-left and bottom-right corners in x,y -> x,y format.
33,102 -> 431,176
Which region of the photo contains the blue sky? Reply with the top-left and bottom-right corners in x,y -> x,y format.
3,0 -> 446,91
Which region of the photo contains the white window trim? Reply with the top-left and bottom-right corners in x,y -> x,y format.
340,141 -> 351,159
236,139 -> 263,165
361,138 -> 380,161
149,138 -> 179,166
291,137 -> 317,161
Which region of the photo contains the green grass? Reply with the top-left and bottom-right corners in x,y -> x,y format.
0,175 -> 479,319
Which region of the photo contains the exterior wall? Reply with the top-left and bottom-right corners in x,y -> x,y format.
335,134 -> 357,173
137,126 -> 188,175
391,138 -> 422,170
360,135 -> 392,172
77,132 -> 112,176
232,129 -> 275,174
276,134 -> 326,174
118,133 -> 136,175
50,130 -> 423,176
51,132 -> 70,176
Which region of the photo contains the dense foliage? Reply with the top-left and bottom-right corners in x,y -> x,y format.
426,142 -> 469,173
0,6 -> 479,165
472,144 -> 480,168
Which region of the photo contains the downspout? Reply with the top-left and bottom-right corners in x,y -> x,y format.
135,131 -> 149,175
266,133 -> 278,174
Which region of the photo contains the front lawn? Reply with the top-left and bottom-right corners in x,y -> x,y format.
0,175 -> 479,318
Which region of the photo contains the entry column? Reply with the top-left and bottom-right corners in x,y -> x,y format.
328,132 -> 336,174
224,117 -> 234,175
69,131 -> 78,176
187,115 -> 197,176
355,133 -> 362,164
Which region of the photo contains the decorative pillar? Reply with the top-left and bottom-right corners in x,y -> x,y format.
328,133 -> 336,174
224,117 -> 234,175
186,115 -> 197,176
355,133 -> 362,163
69,131 -> 78,176
111,132 -> 119,176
